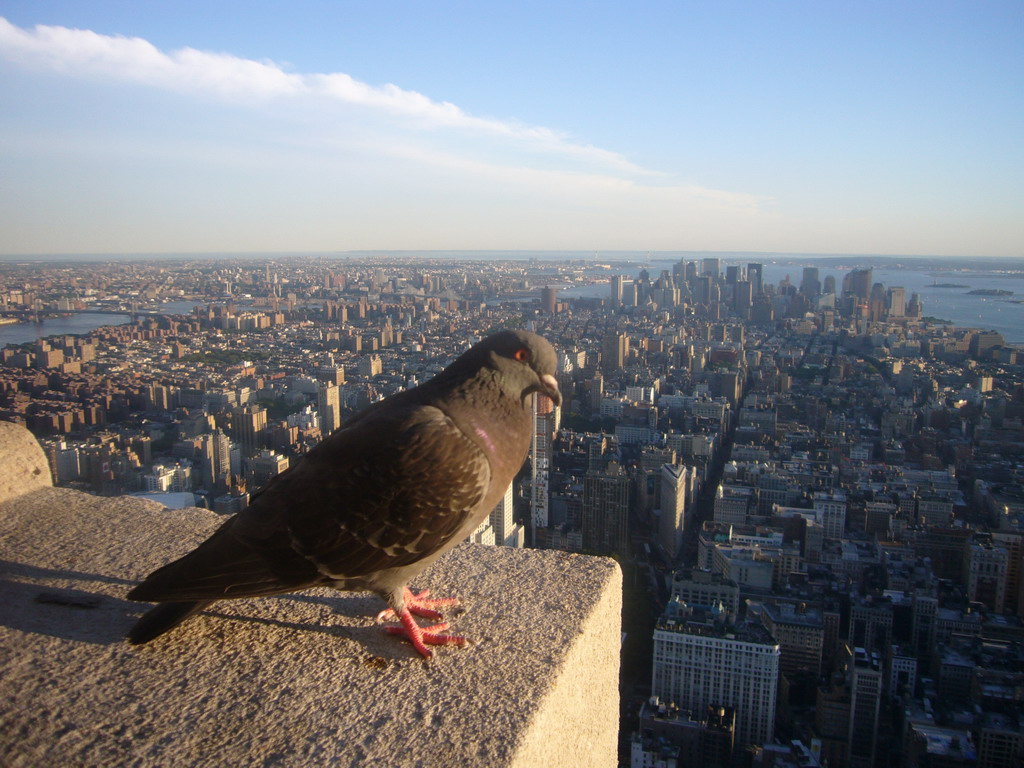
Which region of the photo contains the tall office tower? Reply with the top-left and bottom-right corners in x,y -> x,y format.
823,275 -> 836,295
709,282 -> 721,308
848,648 -> 883,768
800,267 -> 821,298
734,280 -> 753,317
622,279 -> 638,307
530,391 -> 560,533
317,382 -> 341,436
672,258 -> 686,286
685,260 -> 698,284
199,429 -> 232,492
725,265 -> 740,285
906,292 -> 923,318
844,268 -> 872,300
701,257 -> 721,279
473,481 -> 522,547
601,332 -> 628,374
492,482 -> 521,547
232,404 -> 267,458
636,271 -> 652,304
887,286 -> 906,317
541,285 -> 558,314
695,276 -> 712,304
660,463 -> 688,560
746,263 -> 763,295
610,274 -> 625,306
653,600 -> 780,751
582,461 -> 630,554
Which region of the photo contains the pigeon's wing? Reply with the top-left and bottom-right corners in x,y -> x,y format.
127,508 -> 324,602
280,402 -> 492,578
128,403 -> 490,602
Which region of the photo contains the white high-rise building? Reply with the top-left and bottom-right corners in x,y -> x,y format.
472,482 -> 524,548
659,464 -> 688,560
813,492 -> 847,540
144,459 -> 193,493
530,392 -> 560,534
652,600 -> 779,750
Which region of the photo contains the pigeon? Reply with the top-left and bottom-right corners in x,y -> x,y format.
126,329 -> 560,658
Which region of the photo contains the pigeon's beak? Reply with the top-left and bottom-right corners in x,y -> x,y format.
539,373 -> 562,408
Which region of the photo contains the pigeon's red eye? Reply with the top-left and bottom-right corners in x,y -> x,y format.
514,348 -> 530,362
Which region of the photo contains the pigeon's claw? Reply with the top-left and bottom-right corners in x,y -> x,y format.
386,613 -> 469,659
375,587 -> 460,622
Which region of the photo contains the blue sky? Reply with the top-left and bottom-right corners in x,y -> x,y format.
1,1 -> 1021,257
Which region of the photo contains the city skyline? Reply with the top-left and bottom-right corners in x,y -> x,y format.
1,2 -> 1022,258
3,253 -> 1024,764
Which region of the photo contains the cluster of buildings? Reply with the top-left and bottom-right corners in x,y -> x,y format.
2,254 -> 1024,767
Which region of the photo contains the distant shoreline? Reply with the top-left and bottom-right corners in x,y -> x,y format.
1,250 -> 1022,272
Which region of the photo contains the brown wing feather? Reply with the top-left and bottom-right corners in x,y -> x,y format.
281,403 -> 490,578
129,402 -> 489,602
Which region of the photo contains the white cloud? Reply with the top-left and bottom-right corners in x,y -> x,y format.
0,15 -> 779,255
0,16 -> 659,175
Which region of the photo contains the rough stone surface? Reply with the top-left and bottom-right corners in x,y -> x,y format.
0,436 -> 621,767
0,420 -> 52,504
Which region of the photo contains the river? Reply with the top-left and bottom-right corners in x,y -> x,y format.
561,263 -> 1024,344
0,301 -> 199,347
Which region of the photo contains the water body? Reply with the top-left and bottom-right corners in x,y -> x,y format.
0,301 -> 199,347
2,264 -> 1021,346
562,264 -> 1024,344
0,313 -> 131,347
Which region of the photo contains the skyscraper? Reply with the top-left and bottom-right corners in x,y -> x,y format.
601,332 -> 628,374
530,391 -> 560,533
582,461 -> 630,554
610,275 -> 624,306
199,429 -> 232,492
800,267 -> 821,298
232,404 -> 267,458
887,286 -> 906,317
848,647 -> 883,768
541,285 -> 558,314
844,268 -> 872,300
660,463 -> 688,560
732,279 -> 752,320
491,482 -> 521,547
747,263 -> 763,295
317,382 -> 341,436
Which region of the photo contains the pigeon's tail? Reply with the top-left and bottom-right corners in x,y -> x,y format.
127,600 -> 213,644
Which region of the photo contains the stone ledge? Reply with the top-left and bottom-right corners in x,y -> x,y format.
0,427 -> 621,767
0,420 -> 53,504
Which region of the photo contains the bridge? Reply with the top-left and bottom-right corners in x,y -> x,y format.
0,307 -> 164,323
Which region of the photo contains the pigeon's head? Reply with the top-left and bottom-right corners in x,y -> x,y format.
471,330 -> 561,408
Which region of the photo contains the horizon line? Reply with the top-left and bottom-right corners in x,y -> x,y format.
1,249 -> 1022,263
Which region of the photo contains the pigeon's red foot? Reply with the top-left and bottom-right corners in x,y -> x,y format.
377,588 -> 466,658
384,613 -> 468,659
375,587 -> 460,622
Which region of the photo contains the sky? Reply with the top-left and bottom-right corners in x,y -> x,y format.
0,1 -> 1021,258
